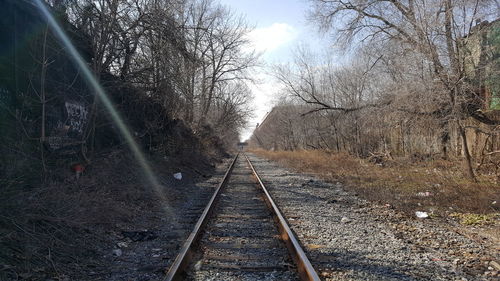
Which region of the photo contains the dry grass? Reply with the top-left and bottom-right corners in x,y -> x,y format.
0,151 -> 148,279
251,149 -> 499,215
0,149 -> 186,280
0,147 -> 219,279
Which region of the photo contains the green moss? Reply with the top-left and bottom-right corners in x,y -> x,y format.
450,212 -> 498,225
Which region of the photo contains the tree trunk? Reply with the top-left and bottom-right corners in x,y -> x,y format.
400,121 -> 406,157
458,122 -> 477,182
439,120 -> 450,160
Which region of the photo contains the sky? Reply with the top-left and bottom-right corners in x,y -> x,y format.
218,0 -> 331,141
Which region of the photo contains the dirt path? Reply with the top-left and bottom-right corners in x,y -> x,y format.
247,153 -> 499,281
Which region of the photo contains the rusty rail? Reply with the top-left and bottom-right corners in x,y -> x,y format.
164,153 -> 239,281
244,154 -> 321,281
164,153 -> 320,281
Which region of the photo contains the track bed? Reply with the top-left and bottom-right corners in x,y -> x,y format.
166,154 -> 319,281
186,157 -> 299,280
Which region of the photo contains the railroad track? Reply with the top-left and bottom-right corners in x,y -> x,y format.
164,154 -> 320,281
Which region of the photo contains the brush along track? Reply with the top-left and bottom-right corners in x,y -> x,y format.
164,154 -> 320,281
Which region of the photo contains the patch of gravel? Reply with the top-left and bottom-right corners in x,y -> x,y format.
247,153 -> 499,281
187,270 -> 296,281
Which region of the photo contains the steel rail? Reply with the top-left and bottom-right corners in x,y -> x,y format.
164,153 -> 239,281
244,154 -> 321,281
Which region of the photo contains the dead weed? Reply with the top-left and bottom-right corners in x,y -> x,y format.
251,149 -> 499,215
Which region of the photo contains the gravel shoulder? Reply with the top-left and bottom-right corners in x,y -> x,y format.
247,153 -> 499,281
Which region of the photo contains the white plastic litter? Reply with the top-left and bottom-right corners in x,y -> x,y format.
340,217 -> 351,223
116,242 -> 128,248
194,260 -> 203,271
173,172 -> 182,180
415,211 -> 429,219
416,191 -> 432,197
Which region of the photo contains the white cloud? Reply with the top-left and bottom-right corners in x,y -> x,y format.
247,23 -> 297,53
240,74 -> 283,141
239,23 -> 296,141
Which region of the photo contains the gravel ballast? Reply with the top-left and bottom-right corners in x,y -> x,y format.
247,153 -> 498,281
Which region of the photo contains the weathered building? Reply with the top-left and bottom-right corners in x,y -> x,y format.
462,19 -> 500,111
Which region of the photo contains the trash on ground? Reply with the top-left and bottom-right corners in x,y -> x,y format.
112,249 -> 122,257
116,241 -> 128,248
307,244 -> 324,249
194,260 -> 203,271
415,211 -> 429,219
490,261 -> 500,271
173,172 -> 182,180
416,191 -> 432,197
340,217 -> 351,223
72,163 -> 85,179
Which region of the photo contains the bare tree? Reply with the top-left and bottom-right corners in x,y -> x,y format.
305,0 -> 499,180
273,46 -> 387,116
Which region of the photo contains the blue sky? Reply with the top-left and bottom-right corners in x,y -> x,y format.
219,0 -> 331,140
